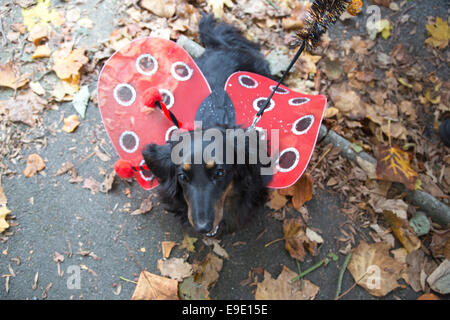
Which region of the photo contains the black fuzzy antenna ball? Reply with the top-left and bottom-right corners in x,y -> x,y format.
298,0 -> 352,50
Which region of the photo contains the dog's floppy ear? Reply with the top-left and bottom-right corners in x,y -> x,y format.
142,143 -> 175,181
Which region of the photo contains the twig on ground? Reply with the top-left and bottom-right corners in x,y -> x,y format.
335,252 -> 352,299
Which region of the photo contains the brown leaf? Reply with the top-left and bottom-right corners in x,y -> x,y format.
375,144 -> 418,190
131,271 -> 179,300
281,2 -> 310,30
62,114 -> 80,133
0,91 -> 46,126
162,241 -> 176,259
255,265 -> 319,300
279,173 -> 314,209
55,162 -> 75,176
417,293 -> 440,300
140,0 -> 177,18
328,84 -> 366,120
52,45 -> 88,88
0,62 -> 30,90
404,249 -> 438,292
131,194 -> 153,215
82,177 -> 101,194
283,218 -> 318,262
157,258 -> 193,282
426,259 -> 450,295
24,154 -> 46,178
178,276 -> 210,300
347,241 -> 405,297
383,210 -> 421,253
193,253 -> 223,289
430,230 -> 450,260
268,190 -> 288,210
99,170 -> 116,193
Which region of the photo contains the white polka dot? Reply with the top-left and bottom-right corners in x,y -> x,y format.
113,84 -> 136,107
238,75 -> 258,88
165,126 -> 178,142
253,97 -> 275,112
158,89 -> 175,110
139,159 -> 154,181
292,115 -> 315,135
276,147 -> 300,173
270,85 -> 289,95
171,62 -> 193,81
119,131 -> 139,153
136,54 -> 158,76
289,97 -> 310,106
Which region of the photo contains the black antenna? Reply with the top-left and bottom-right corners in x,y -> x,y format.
251,0 -> 353,128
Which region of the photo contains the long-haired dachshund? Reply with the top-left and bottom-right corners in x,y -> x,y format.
143,15 -> 273,237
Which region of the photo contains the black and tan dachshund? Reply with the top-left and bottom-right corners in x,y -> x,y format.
143,15 -> 273,237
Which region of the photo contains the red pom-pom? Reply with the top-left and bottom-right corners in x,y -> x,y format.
143,88 -> 162,109
114,159 -> 135,179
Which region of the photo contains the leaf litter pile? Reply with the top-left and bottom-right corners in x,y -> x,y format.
0,0 -> 449,299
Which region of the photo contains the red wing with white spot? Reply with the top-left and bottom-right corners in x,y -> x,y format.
98,38 -> 211,190
225,72 -> 327,189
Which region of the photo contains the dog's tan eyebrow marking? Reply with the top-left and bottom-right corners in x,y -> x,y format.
206,160 -> 215,169
183,163 -> 191,171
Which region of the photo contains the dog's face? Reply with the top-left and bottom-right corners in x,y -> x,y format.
143,127 -> 271,236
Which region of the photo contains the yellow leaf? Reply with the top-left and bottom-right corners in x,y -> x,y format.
425,17 -> 449,49
32,44 -> 51,59
52,45 -> 88,88
376,144 -> 418,190
62,114 -> 80,133
21,0 -> 64,31
0,206 -> 11,233
377,19 -> 392,39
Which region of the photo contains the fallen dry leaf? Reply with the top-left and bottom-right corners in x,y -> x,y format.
425,17 -> 449,50
180,234 -> 197,253
417,293 -> 440,300
131,271 -> 179,300
404,249 -> 437,292
207,0 -> 233,18
383,210 -> 421,253
347,241 -> 405,297
0,206 -> 11,233
178,276 -> 210,300
0,62 -> 30,90
0,91 -> 46,126
193,252 -> 223,289
430,230 -> 450,260
255,265 -> 319,300
162,241 -> 176,259
426,259 -> 450,295
24,154 -> 46,178
203,238 -> 230,260
52,45 -> 88,89
131,194 -> 153,215
157,258 -> 193,282
279,173 -> 314,209
62,114 -> 80,133
267,190 -> 288,210
283,218 -> 318,262
140,0 -> 177,18
376,144 -> 418,190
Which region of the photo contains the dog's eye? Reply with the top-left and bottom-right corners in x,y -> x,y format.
178,173 -> 188,182
214,169 -> 225,178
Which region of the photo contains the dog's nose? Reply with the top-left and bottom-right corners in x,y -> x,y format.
195,221 -> 213,234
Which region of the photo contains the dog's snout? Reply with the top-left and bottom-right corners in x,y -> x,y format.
194,220 -> 213,233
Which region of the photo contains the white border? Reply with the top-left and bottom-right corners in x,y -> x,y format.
136,54 -> 158,76
238,74 -> 259,89
171,61 -> 193,81
119,130 -> 140,153
276,147 -> 300,173
113,83 -> 136,107
292,115 -> 315,135
253,97 -> 275,112
289,97 -> 310,106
